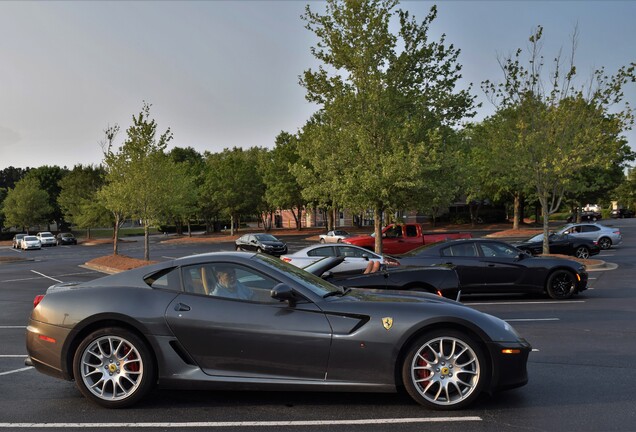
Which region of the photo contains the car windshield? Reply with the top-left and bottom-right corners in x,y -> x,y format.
254,234 -> 278,242
24,236 -> 37,241
526,233 -> 544,242
252,254 -> 342,296
62,233 -> 74,238
41,233 -> 54,238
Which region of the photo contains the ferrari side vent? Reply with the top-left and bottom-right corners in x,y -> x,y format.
169,340 -> 196,366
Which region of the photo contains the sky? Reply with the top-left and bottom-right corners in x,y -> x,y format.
1,1 -> 635,170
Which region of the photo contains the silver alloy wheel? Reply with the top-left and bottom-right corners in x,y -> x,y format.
598,237 -> 611,250
575,246 -> 590,259
409,336 -> 480,407
79,335 -> 144,402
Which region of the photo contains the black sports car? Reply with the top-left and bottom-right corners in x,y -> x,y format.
515,233 -> 600,259
26,252 -> 530,409
235,233 -> 287,256
396,239 -> 588,300
305,256 -> 461,299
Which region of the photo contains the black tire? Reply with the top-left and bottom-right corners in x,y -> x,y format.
574,246 -> 590,259
319,238 -> 326,244
402,329 -> 488,410
598,237 -> 612,250
235,245 -> 242,251
257,247 -> 263,253
73,327 -> 155,408
546,270 -> 577,300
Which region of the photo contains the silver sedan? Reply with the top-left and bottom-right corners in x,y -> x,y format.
281,243 -> 396,274
559,223 -> 622,250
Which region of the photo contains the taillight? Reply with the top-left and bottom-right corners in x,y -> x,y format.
281,257 -> 292,263
33,295 -> 45,308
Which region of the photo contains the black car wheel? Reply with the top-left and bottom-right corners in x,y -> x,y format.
402,330 -> 487,410
546,270 -> 576,300
235,245 -> 242,251
319,238 -> 326,244
575,246 -> 590,259
257,247 -> 263,253
73,327 -> 155,408
598,237 -> 612,250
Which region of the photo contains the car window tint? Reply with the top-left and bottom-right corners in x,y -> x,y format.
405,225 -> 418,237
144,267 -> 181,291
479,243 -> 519,258
308,247 -> 333,257
582,226 -> 599,232
338,246 -> 367,258
443,243 -> 478,257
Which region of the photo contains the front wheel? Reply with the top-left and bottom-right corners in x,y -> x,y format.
575,246 -> 590,259
319,238 -> 326,244
402,330 -> 487,410
597,237 -> 611,250
235,245 -> 242,251
73,327 -> 155,408
546,270 -> 576,299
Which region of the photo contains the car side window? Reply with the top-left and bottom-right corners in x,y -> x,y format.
479,243 -> 518,258
582,226 -> 599,232
338,246 -> 366,258
144,267 -> 181,291
405,225 -> 418,237
308,247 -> 334,257
442,243 -> 478,257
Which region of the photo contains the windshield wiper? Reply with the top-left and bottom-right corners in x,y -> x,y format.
323,287 -> 351,298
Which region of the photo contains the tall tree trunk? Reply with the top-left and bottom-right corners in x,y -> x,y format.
144,222 -> 150,261
512,193 -> 520,230
187,221 -> 192,237
374,207 -> 383,255
112,215 -> 120,256
540,200 -> 550,255
230,214 -> 235,236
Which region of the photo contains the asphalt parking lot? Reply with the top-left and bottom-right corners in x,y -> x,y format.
1,222 -> 635,431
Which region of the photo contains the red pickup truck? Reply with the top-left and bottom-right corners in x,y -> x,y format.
342,223 -> 472,254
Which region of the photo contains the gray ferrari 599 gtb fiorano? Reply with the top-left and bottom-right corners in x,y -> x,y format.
26,252 -> 531,409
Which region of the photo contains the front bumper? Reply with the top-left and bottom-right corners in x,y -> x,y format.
487,338 -> 532,393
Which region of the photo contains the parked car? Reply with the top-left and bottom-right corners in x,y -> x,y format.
610,208 -> 635,218
36,231 -> 57,247
234,233 -> 287,256
557,223 -> 621,250
305,256 -> 461,299
515,233 -> 600,259
281,243 -> 398,274
12,233 -> 26,249
318,229 -> 351,243
55,232 -> 77,245
21,235 -> 41,250
567,210 -> 602,222
343,223 -> 472,254
395,239 -> 588,300
25,252 -> 530,409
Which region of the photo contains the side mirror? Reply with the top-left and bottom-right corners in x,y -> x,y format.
361,254 -> 369,261
321,271 -> 333,279
517,252 -> 527,260
271,283 -> 297,304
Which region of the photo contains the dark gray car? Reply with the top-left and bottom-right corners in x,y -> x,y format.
26,252 -> 530,410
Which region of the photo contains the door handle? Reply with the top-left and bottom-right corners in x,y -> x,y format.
174,303 -> 191,312
487,264 -> 496,267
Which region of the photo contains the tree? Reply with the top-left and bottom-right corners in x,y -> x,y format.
482,26 -> 635,253
262,132 -> 306,230
24,166 -> 69,230
300,1 -> 476,253
201,147 -> 265,236
2,177 -> 52,232
99,103 -> 173,259
58,165 -> 109,238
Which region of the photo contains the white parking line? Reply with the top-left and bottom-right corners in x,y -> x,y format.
0,326 -> 26,329
29,270 -> 63,283
0,367 -> 32,376
0,355 -> 27,358
466,300 -> 585,306
0,417 -> 482,428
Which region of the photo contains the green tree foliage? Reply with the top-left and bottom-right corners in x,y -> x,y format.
300,1 -> 475,252
58,165 -> 110,238
167,147 -> 204,236
262,132 -> 306,230
2,176 -> 52,232
482,26 -> 635,253
25,165 -> 69,230
612,168 -> 636,211
99,103 -> 173,259
202,147 -> 265,236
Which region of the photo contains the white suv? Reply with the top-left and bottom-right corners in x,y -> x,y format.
36,231 -> 57,247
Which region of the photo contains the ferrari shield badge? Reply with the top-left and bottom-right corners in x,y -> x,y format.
382,317 -> 393,330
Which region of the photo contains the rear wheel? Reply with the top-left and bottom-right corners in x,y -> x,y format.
546,270 -> 576,299
598,237 -> 611,250
73,327 -> 155,408
402,330 -> 487,410
319,238 -> 326,244
575,246 -> 590,259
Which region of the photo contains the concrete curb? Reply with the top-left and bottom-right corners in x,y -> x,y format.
80,263 -> 121,275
